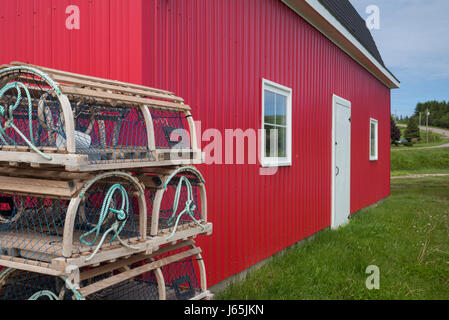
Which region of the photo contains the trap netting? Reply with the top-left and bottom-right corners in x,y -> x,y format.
0,268 -> 81,300
0,66 -> 63,152
144,167 -> 206,238
73,175 -> 142,258
150,109 -> 190,149
159,251 -> 202,300
0,268 -> 160,300
69,95 -> 151,164
85,271 -> 160,300
0,174 -> 142,264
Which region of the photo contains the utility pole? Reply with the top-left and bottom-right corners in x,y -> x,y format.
426,108 -> 430,144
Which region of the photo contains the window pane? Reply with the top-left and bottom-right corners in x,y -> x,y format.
275,93 -> 287,126
265,125 -> 277,158
265,125 -> 287,158
370,123 -> 376,156
264,90 -> 276,124
277,126 -> 287,158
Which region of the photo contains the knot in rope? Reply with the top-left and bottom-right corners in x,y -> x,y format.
79,183 -> 139,262
166,176 -> 204,240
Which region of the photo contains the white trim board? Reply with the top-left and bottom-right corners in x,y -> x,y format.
260,78 -> 293,168
369,118 -> 379,161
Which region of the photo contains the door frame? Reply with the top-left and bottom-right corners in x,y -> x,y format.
331,94 -> 352,229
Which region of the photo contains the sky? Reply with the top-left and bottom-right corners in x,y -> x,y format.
349,0 -> 449,117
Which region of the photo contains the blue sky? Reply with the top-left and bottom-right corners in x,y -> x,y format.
349,0 -> 449,117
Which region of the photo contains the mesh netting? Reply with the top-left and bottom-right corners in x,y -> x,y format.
0,269 -> 76,300
0,268 -> 160,300
161,255 -> 201,300
0,195 -> 67,263
83,267 -> 160,300
71,97 -> 152,164
0,69 -> 64,149
0,178 -> 141,264
150,109 -> 190,149
73,178 -> 141,254
145,172 -> 203,235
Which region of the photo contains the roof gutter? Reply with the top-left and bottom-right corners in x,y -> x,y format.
282,0 -> 400,89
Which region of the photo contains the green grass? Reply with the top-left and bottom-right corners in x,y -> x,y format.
216,176 -> 449,300
391,147 -> 449,175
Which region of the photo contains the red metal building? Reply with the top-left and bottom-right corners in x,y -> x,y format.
0,0 -> 399,288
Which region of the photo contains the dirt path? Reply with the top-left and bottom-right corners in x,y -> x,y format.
391,174 -> 449,179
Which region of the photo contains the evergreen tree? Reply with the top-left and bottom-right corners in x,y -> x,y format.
413,100 -> 449,129
390,116 -> 401,145
404,117 -> 420,143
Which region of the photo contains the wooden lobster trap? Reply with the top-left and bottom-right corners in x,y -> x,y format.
0,62 -> 203,171
0,240 -> 211,300
0,167 -> 211,282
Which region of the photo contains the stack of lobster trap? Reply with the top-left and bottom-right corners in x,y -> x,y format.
0,62 -> 212,300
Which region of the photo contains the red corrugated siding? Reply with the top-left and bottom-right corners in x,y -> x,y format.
0,0 -> 142,83
0,0 -> 391,288
142,0 -> 391,286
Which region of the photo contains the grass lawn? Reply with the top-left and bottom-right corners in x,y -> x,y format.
216,176 -> 449,300
391,147 -> 449,176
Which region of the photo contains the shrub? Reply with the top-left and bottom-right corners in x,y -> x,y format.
404,117 -> 421,142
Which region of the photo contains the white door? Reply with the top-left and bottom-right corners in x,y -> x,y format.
332,95 -> 351,229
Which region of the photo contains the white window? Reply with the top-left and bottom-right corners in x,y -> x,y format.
261,78 -> 292,167
369,118 -> 378,161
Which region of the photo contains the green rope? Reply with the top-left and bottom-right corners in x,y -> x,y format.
28,290 -> 59,300
61,276 -> 84,300
0,81 -> 52,160
0,66 -> 61,96
166,176 -> 205,240
79,183 -> 139,262
0,267 -> 12,281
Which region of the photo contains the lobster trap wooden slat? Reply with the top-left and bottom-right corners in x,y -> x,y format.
60,86 -> 191,112
0,175 -> 83,198
9,61 -> 176,97
49,73 -> 185,103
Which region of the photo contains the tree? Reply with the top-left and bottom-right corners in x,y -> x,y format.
413,100 -> 449,129
390,116 -> 401,145
404,117 -> 420,143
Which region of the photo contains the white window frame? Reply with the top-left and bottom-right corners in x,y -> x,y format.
369,118 -> 378,161
261,78 -> 292,167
